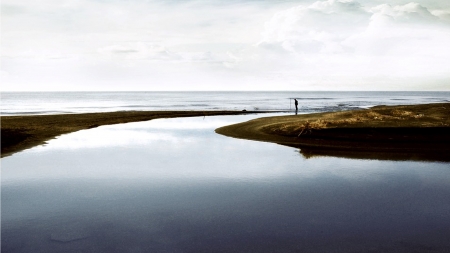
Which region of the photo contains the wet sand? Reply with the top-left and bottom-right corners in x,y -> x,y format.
216,103 -> 450,161
1,110 -> 265,158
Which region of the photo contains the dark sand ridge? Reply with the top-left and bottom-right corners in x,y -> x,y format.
216,103 -> 450,161
1,110 -> 268,158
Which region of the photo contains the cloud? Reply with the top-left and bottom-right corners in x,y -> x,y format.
1,0 -> 450,91
97,43 -> 181,61
250,0 -> 450,89
371,2 -> 440,24
258,0 -> 450,55
432,9 -> 450,21
258,0 -> 370,54
343,2 -> 450,59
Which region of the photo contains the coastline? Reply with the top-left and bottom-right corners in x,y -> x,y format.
216,103 -> 450,161
1,110 -> 268,158
2,103 -> 449,160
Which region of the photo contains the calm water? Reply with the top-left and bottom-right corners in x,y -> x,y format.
2,91 -> 449,115
2,114 -> 450,252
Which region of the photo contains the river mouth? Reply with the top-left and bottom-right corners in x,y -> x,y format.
2,114 -> 450,252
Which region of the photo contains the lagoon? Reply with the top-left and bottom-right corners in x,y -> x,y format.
2,114 -> 450,252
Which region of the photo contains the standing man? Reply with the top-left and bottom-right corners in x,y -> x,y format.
294,99 -> 298,111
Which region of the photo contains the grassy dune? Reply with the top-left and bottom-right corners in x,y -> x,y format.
216,103 -> 450,161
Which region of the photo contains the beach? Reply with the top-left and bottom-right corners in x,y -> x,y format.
2,103 -> 449,160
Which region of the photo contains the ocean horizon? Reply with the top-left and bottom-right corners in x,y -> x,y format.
2,91 -> 449,116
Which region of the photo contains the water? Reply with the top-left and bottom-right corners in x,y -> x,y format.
2,91 -> 449,115
2,114 -> 450,252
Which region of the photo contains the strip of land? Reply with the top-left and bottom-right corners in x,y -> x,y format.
1,110 -> 266,158
2,104 -> 449,161
216,103 -> 450,161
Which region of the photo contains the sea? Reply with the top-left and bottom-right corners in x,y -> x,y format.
1,91 -> 449,115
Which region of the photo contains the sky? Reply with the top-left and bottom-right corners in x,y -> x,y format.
1,0 -> 450,91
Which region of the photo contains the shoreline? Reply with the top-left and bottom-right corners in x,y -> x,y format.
216,103 -> 450,161
2,103 -> 449,161
1,110 -> 271,158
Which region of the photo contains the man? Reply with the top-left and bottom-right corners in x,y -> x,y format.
294,99 -> 298,111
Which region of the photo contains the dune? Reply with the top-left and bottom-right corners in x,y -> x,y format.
216,103 -> 450,161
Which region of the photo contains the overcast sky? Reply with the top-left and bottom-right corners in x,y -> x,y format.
2,0 -> 450,91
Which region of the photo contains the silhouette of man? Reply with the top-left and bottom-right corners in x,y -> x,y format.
294,99 -> 298,111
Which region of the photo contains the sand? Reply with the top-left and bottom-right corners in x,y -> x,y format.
2,104 -> 449,161
1,110 -> 265,158
216,103 -> 450,161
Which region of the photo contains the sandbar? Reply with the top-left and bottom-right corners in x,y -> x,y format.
1,110 -> 266,158
216,103 -> 450,161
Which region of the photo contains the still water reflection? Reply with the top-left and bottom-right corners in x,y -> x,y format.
2,114 -> 450,252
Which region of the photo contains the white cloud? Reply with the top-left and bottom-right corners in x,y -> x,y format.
97,43 -> 181,61
1,0 -> 450,91
250,0 -> 450,90
258,0 -> 370,54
